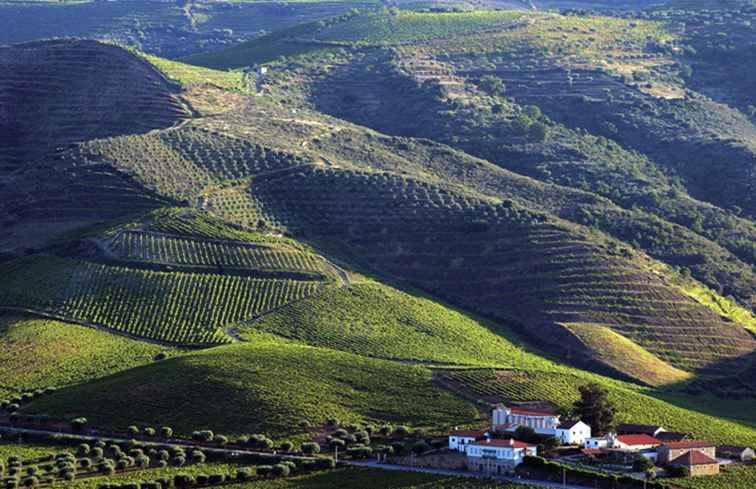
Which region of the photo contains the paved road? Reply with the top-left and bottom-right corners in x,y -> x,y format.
345,460 -> 596,489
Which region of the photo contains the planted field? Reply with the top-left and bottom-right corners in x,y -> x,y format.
0,257 -> 326,345
226,466 -> 538,488
244,281 -> 539,368
440,369 -> 756,446
314,10 -> 529,45
107,231 -> 327,274
22,340 -> 481,437
240,166 -> 756,377
560,323 -> 692,387
0,315 -> 174,398
669,463 -> 756,489
0,39 -> 188,171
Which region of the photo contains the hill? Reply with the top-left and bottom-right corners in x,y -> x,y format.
0,314 -> 175,399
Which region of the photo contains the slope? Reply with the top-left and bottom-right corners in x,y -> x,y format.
0,314 -> 176,399
20,339 -> 481,438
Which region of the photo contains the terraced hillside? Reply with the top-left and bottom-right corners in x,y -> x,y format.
205,9 -> 756,309
0,39 -> 189,171
0,209 -> 338,346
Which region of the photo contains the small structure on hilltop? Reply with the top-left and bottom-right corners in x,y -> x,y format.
448,429 -> 486,452
465,438 -> 537,475
716,445 -> 754,462
658,441 -> 717,465
670,450 -> 721,476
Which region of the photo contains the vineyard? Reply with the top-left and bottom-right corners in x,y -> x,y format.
237,166 -> 756,377
0,315 -> 173,398
21,340 -> 481,437
439,369 -> 756,446
245,281 -> 538,368
107,231 -> 327,274
0,257 -> 327,345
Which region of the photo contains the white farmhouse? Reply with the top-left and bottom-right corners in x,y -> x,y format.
448,429 -> 486,452
555,420 -> 592,445
466,438 -> 538,475
585,436 -> 611,449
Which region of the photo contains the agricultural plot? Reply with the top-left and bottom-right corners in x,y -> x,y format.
669,463 -> 756,489
0,316 -> 174,398
228,466 -> 540,488
244,281 -> 540,368
441,369 -> 756,446
107,231 -> 327,274
240,166 -> 756,377
21,340 -> 481,438
0,257 -> 326,345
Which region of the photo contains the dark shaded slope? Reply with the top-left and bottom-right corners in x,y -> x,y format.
0,39 -> 189,172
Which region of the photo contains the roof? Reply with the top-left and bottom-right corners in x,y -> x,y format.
557,420 -> 584,430
450,430 -> 486,438
469,438 -> 536,449
661,440 -> 714,450
617,423 -> 663,435
509,407 -> 557,417
615,434 -> 661,446
656,432 -> 689,442
671,450 -> 719,466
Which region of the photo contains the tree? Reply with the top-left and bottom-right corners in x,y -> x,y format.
633,456 -> 655,472
411,441 -> 430,455
160,427 -> 173,439
300,442 -> 320,455
573,383 -> 616,436
514,426 -> 539,443
479,75 -> 506,97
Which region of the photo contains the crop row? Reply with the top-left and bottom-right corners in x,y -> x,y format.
0,257 -> 326,345
109,231 -> 326,273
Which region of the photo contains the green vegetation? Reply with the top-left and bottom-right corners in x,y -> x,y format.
243,280 -> 537,367
22,340 -> 480,437
0,315 -> 175,397
561,323 -> 692,386
0,256 -> 326,345
222,466 -> 539,488
670,463 -> 756,489
136,52 -> 248,92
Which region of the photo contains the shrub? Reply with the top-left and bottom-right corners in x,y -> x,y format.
235,468 -> 253,481
329,438 -> 345,449
332,428 -> 348,439
326,418 -> 339,427
79,458 -> 92,469
298,420 -> 311,429
271,464 -> 290,478
346,446 -> 373,459
207,475 -> 223,485
160,427 -> 174,439
191,451 -> 206,464
91,447 -> 104,459
77,443 -> 91,456
127,426 -> 140,437
669,465 -> 690,478
633,457 -> 655,472
195,474 -> 208,486
256,466 -> 272,477
71,418 -> 88,431
62,471 -> 75,482
143,427 -> 157,438
411,441 -> 430,455
394,425 -> 410,438
300,443 -> 320,455
279,441 -> 294,452
173,474 -> 194,488
191,431 -> 214,442
379,425 -> 393,436
212,435 -> 227,446
20,477 -> 38,488
135,455 -> 150,468
171,456 -> 186,467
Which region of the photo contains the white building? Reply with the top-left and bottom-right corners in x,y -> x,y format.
448,430 -> 486,452
492,404 -> 560,435
466,438 -> 538,475
585,436 -> 611,449
611,434 -> 661,451
555,420 -> 592,445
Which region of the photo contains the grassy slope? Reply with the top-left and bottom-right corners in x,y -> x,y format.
241,280 -> 540,368
561,323 -> 692,386
0,315 -> 175,398
670,464 -> 756,489
22,339 -> 481,438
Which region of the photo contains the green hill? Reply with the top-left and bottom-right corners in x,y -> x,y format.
21,339 -> 481,438
0,315 -> 175,398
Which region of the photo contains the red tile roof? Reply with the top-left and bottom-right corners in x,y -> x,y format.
672,450 -> 719,466
662,440 -> 713,449
615,434 -> 661,446
469,438 -> 536,449
509,407 -> 557,417
450,430 -> 486,438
